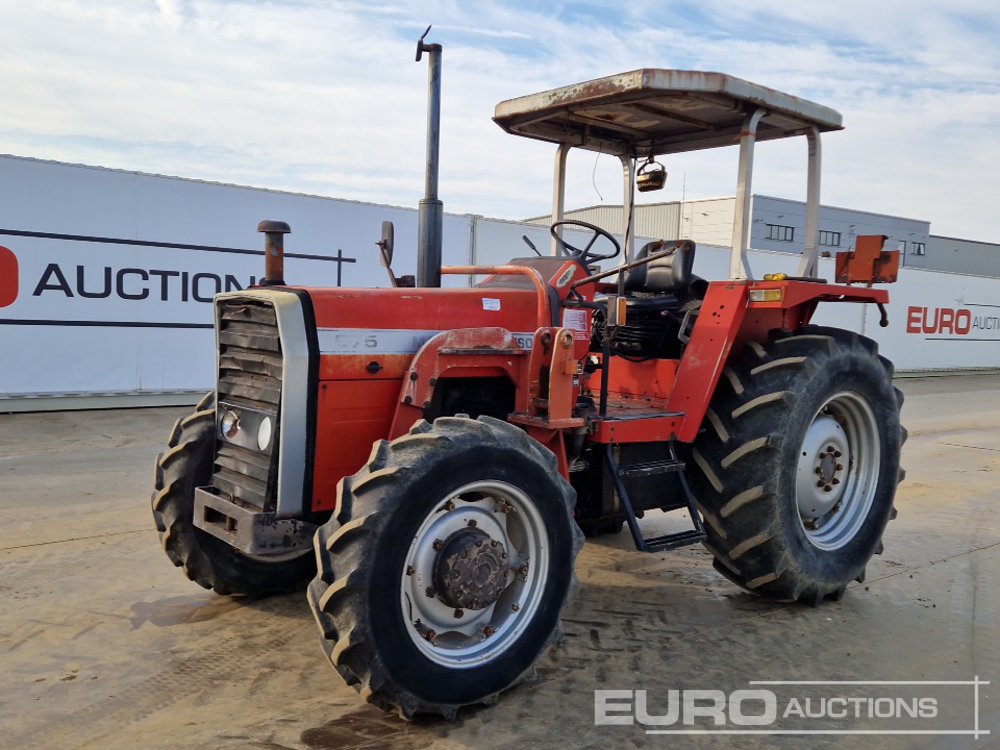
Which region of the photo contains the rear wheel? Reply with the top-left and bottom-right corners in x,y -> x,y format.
307,416 -> 583,719
691,326 -> 905,604
151,393 -> 315,596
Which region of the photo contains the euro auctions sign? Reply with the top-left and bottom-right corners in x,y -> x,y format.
595,679 -> 991,739
906,305 -> 1000,340
0,230 -> 359,319
0,245 -> 17,307
851,265 -> 1000,371
0,228 -> 359,399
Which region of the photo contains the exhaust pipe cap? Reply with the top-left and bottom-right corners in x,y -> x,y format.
257,220 -> 291,234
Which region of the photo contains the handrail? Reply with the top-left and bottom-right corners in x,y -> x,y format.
441,265 -> 550,328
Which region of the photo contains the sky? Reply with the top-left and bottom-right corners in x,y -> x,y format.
1,0 -> 998,241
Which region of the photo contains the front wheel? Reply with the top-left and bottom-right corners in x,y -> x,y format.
307,416 -> 583,719
691,326 -> 905,604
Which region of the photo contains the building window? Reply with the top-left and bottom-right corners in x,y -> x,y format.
766,224 -> 795,242
818,230 -> 841,247
899,240 -> 907,253
912,242 -> 926,256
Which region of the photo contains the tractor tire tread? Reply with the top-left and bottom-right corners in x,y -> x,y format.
690,326 -> 903,605
307,416 -> 583,720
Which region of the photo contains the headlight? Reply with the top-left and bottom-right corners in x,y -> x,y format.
221,409 -> 240,439
257,416 -> 273,451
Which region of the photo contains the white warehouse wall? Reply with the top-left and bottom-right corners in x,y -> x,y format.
1,155 -> 997,409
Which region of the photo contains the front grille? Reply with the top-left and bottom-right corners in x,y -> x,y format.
213,298 -> 283,511
218,300 -> 283,409
212,443 -> 271,507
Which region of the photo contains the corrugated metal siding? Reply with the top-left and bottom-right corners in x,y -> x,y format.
525,205 -> 628,233
527,203 -> 684,239
684,198 -> 735,246
636,203 -> 682,239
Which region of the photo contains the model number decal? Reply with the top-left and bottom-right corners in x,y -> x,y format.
318,328 -> 535,355
512,334 -> 534,350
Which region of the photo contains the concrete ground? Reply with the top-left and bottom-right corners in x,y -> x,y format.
1,375 -> 997,750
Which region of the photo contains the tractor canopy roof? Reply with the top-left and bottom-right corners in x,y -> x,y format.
493,69 -> 843,157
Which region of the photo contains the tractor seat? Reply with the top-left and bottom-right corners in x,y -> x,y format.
624,239 -> 696,295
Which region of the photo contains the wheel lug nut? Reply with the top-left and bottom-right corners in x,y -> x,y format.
432,539 -> 444,551
816,480 -> 825,487
824,484 -> 832,492
424,629 -> 437,643
454,608 -> 464,619
831,478 -> 840,485
512,603 -> 520,612
475,540 -> 483,548
444,500 -> 455,511
467,519 -> 477,528
819,452 -> 827,459
835,463 -> 844,471
425,587 -> 436,598
834,451 -> 842,458
483,626 -> 495,637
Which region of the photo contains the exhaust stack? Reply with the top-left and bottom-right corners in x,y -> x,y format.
258,220 -> 290,285
415,26 -> 443,288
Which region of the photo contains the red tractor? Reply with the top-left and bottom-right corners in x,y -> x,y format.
152,53 -> 905,720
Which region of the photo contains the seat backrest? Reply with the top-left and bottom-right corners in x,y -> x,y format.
624,239 -> 696,294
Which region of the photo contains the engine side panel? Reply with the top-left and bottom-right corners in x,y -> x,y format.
312,379 -> 402,511
303,285 -> 548,512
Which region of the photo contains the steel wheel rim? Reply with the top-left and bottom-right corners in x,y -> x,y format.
399,480 -> 549,668
795,391 -> 881,550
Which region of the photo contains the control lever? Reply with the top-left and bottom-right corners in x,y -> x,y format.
522,235 -> 542,257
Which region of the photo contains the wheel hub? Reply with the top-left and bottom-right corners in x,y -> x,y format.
432,528 -> 509,610
399,480 -> 550,668
796,415 -> 849,520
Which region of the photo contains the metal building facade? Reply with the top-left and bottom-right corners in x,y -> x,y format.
918,236 -> 1000,277
528,195 -> 936,265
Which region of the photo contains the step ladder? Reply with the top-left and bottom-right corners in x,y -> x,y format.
604,443 -> 706,553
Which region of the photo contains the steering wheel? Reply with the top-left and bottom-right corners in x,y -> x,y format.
549,220 -> 621,262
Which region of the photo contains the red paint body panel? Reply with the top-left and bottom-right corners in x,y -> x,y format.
587,357 -> 678,406
667,282 -> 749,442
591,412 -> 684,443
835,235 -> 900,285
318,354 -> 412,380
387,327 -> 530,438
666,279 -> 888,442
298,273 -> 890,513
312,379 -> 401,510
747,280 -> 888,309
306,286 -> 546,332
